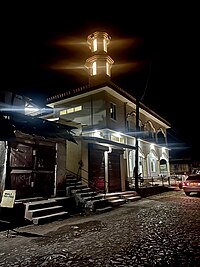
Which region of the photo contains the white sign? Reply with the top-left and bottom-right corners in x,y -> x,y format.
0,190 -> 16,208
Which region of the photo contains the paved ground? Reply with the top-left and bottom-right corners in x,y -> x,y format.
0,190 -> 199,266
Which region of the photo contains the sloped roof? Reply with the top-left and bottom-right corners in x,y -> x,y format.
46,80 -> 171,127
80,136 -> 136,150
0,111 -> 77,143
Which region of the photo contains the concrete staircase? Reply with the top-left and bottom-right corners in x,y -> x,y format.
120,191 -> 142,202
65,174 -> 141,213
66,175 -> 113,214
99,191 -> 141,206
24,198 -> 69,225
22,177 -> 141,224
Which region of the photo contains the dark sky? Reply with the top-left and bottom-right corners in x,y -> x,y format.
1,2 -> 199,159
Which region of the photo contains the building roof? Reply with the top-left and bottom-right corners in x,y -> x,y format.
80,136 -> 136,150
46,80 -> 171,127
0,111 -> 77,143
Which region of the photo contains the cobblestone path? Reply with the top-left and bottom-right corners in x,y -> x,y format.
0,190 -> 199,266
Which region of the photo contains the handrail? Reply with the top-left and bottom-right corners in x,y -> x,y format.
80,168 -> 109,194
128,176 -> 174,188
65,168 -> 108,196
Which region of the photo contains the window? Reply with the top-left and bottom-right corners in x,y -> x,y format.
59,106 -> 82,116
160,159 -> 167,172
150,158 -> 156,172
93,38 -> 97,52
74,106 -> 82,112
66,108 -> 74,114
111,135 -> 124,143
106,62 -> 109,76
187,175 -> 200,181
60,109 -> 67,115
92,62 -> 97,75
110,103 -> 116,120
103,39 -> 107,52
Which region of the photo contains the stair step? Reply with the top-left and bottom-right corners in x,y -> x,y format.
66,185 -> 88,190
66,177 -> 79,180
108,199 -> 126,206
25,205 -> 64,221
71,187 -> 92,194
81,195 -> 102,202
121,194 -> 137,198
121,194 -> 139,199
32,211 -> 69,225
125,196 -> 141,202
77,192 -> 97,198
98,192 -> 121,198
92,199 -> 110,210
95,206 -> 113,214
66,180 -> 82,185
99,191 -> 138,198
15,197 -> 44,203
104,196 -> 120,200
25,199 -> 57,211
66,175 -> 76,179
120,191 -> 138,195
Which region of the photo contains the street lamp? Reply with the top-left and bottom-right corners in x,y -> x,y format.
134,62 -> 152,192
126,98 -> 140,192
134,97 -> 140,192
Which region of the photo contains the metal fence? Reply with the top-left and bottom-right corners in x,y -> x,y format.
128,175 -> 185,189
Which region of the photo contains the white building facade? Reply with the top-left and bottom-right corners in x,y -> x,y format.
46,31 -> 171,194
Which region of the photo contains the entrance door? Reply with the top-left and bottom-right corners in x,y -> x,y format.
9,143 -> 33,198
160,158 -> 167,176
32,144 -> 56,197
9,141 -> 56,199
88,145 -> 105,192
108,150 -> 122,192
88,144 -> 122,193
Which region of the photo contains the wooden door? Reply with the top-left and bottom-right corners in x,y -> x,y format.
108,150 -> 122,192
9,141 -> 56,199
88,144 -> 106,192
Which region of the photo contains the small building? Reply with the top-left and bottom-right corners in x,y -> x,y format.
0,91 -> 76,200
44,31 -> 171,193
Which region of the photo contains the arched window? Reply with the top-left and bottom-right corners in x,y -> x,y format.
157,129 -> 166,144
144,121 -> 156,142
147,150 -> 159,177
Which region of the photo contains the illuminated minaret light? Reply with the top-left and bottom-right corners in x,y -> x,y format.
85,31 -> 114,86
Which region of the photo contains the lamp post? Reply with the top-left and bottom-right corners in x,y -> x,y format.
126,98 -> 140,192
132,62 -> 151,192
134,97 -> 140,192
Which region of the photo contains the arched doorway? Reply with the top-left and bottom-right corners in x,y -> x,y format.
160,158 -> 168,176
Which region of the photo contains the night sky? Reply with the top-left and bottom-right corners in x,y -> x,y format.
1,2 -> 199,159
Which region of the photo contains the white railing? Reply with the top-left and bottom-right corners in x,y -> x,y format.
127,175 -> 182,189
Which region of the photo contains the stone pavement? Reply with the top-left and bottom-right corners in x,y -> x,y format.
0,190 -> 199,266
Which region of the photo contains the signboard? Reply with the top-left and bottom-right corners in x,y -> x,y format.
0,190 -> 16,208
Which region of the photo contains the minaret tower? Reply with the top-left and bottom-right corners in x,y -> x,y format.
85,31 -> 114,86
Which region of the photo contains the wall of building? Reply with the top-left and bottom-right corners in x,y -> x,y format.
55,141 -> 67,196
55,92 -> 107,129
0,141 -> 7,198
66,139 -> 81,175
81,141 -> 89,186
120,154 -> 127,191
138,140 -> 170,178
105,92 -> 126,132
48,86 -> 170,190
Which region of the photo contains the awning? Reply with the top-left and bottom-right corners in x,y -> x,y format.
80,136 -> 136,150
0,111 -> 77,143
